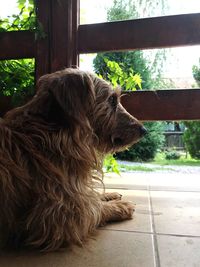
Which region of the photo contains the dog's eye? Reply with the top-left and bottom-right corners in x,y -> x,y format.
109,94 -> 118,110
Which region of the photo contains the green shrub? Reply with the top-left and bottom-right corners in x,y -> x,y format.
99,59 -> 142,90
115,122 -> 165,162
0,1 -> 35,107
103,154 -> 120,174
192,59 -> 200,87
94,51 -> 152,90
183,121 -> 200,159
0,59 -> 35,107
165,150 -> 181,160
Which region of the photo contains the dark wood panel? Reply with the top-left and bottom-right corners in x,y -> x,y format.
35,0 -> 51,81
0,31 -> 35,60
120,89 -> 200,121
35,0 -> 79,79
50,0 -> 73,71
1,89 -> 200,121
72,0 -> 80,67
78,13 -> 200,53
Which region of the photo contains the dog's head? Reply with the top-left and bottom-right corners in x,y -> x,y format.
13,68 -> 146,153
91,75 -> 146,153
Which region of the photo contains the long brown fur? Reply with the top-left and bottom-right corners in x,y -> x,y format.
0,68 -> 145,251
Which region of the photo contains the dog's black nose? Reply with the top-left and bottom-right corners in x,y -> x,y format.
140,126 -> 148,136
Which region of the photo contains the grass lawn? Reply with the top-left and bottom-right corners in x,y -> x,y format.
116,152 -> 200,172
105,152 -> 200,173
152,152 -> 200,166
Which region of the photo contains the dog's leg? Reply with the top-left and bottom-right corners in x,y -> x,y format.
100,200 -> 135,225
100,192 -> 122,201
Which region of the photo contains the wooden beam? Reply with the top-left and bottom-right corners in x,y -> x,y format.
35,0 -> 51,80
2,13 -> 200,62
78,13 -> 200,53
35,0 -> 79,80
0,31 -> 35,60
120,89 -> 200,121
50,0 -> 73,72
72,0 -> 80,67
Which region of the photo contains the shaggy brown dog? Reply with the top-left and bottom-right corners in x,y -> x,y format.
0,68 -> 146,252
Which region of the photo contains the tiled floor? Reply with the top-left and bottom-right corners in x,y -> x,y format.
1,172 -> 200,267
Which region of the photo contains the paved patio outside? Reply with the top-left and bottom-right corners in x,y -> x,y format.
1,171 -> 200,267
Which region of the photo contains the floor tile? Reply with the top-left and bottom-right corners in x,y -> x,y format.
157,235 -> 200,267
149,173 -> 200,192
151,191 -> 200,236
102,189 -> 153,233
0,231 -> 155,267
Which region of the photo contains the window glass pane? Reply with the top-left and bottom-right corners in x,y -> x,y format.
80,0 -> 200,24
80,46 -> 200,90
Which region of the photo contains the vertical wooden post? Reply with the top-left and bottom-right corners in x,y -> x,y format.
35,0 -> 51,81
72,0 -> 80,67
35,0 -> 80,81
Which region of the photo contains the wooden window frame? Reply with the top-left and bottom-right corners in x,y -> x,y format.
0,0 -> 200,120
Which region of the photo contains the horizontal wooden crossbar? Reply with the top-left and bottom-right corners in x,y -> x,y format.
1,89 -> 200,120
0,31 -> 35,60
78,13 -> 200,53
121,89 -> 200,121
1,13 -> 200,60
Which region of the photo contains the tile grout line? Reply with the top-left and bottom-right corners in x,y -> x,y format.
100,228 -> 200,239
148,185 -> 161,267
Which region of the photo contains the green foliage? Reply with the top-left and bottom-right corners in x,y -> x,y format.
94,0 -> 168,91
165,150 -> 181,160
184,61 -> 200,159
103,59 -> 142,90
0,1 -> 35,107
154,152 -> 200,166
192,59 -> 200,87
0,0 -> 35,32
115,122 -> 165,161
107,0 -> 138,21
94,51 -> 152,90
183,121 -> 200,159
0,59 -> 35,106
93,0 -> 153,90
103,154 -> 120,175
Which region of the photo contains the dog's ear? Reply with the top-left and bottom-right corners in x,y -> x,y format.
37,69 -> 95,127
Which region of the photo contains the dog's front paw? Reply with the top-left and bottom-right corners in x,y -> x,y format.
114,200 -> 135,220
104,200 -> 135,222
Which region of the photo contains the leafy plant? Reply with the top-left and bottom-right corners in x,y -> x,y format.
183,121 -> 200,159
0,0 -> 35,32
181,62 -> 200,159
0,59 -> 35,106
94,51 -> 152,90
165,150 -> 181,160
0,0 -> 35,107
192,59 -> 200,87
103,154 -> 120,175
115,122 -> 165,162
102,59 -> 142,90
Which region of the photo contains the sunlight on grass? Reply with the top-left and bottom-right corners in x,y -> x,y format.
153,152 -> 200,166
